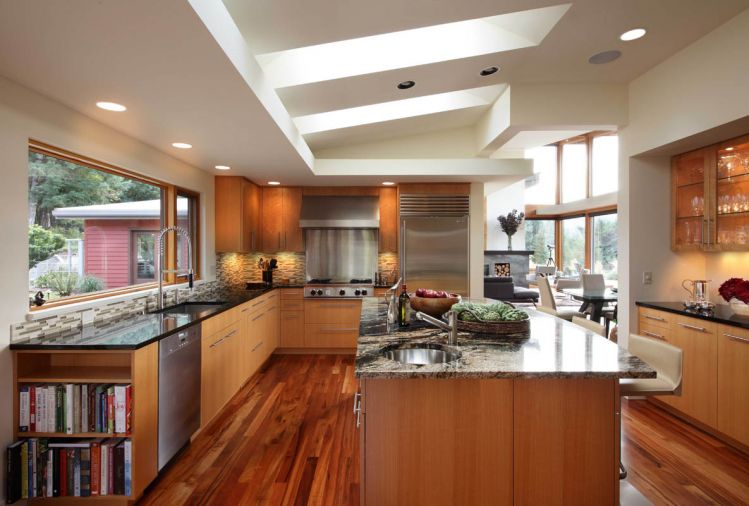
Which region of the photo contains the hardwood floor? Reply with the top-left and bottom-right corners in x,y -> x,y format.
140,355 -> 749,506
622,398 -> 749,505
140,355 -> 360,506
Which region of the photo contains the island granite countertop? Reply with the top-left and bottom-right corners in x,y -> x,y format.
356,297 -> 656,379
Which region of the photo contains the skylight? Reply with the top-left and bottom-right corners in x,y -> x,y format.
256,4 -> 571,88
293,85 -> 505,135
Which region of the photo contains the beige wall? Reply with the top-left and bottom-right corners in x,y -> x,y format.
0,76 -> 215,490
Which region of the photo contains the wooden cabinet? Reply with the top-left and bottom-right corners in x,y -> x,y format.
379,187 -> 398,252
280,288 -> 305,348
261,187 -> 304,252
717,324 -> 749,447
215,176 -> 261,253
304,299 -> 362,349
672,133 -> 749,252
201,319 -> 242,426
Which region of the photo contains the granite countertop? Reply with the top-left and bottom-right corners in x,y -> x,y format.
636,301 -> 749,330
9,287 -> 279,350
356,298 -> 656,379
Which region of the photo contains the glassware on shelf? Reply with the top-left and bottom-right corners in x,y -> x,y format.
690,195 -> 704,216
736,226 -> 748,246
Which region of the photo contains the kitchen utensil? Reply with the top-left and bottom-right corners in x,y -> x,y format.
269,258 -> 278,269
258,257 -> 265,269
682,279 -> 711,302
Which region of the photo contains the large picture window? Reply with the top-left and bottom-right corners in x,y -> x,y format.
525,220 -> 556,272
592,135 -> 619,196
561,140 -> 587,203
561,217 -> 586,276
591,213 -> 618,283
28,144 -> 198,306
524,146 -> 557,205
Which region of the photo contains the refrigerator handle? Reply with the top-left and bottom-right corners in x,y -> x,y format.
400,219 -> 406,285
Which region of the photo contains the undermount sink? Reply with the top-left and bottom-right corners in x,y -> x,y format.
382,343 -> 461,365
154,301 -> 226,316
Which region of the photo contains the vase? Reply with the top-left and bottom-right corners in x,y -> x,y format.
507,234 -> 513,251
730,298 -> 749,315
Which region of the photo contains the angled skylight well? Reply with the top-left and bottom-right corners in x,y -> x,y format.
256,4 -> 571,88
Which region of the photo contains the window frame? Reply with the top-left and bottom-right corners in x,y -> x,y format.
28,140 -> 201,310
589,210 -> 618,278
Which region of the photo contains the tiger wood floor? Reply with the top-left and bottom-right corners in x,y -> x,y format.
139,355 -> 749,506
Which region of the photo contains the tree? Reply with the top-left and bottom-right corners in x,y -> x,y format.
28,224 -> 65,268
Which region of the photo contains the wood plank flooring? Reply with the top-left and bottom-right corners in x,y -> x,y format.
622,398 -> 749,505
139,355 -> 749,506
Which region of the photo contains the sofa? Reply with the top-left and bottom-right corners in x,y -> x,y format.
483,276 -> 539,303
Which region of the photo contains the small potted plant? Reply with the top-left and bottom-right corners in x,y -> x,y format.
498,209 -> 525,251
718,278 -> 749,315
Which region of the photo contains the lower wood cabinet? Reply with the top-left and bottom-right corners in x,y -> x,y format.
717,324 -> 749,447
281,311 -> 305,347
201,320 -> 242,427
304,299 -> 362,348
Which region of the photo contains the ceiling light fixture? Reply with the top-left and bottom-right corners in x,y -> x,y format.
397,80 -> 415,90
588,50 -> 621,65
215,165 -> 231,170
268,181 -> 281,185
172,142 -> 192,149
382,181 -> 396,186
620,28 -> 646,41
480,66 -> 499,76
96,101 -> 127,112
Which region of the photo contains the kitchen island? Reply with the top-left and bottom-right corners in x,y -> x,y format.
355,297 -> 655,505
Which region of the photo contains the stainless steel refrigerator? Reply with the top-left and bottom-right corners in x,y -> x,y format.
400,216 -> 470,296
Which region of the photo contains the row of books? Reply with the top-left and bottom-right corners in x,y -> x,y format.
5,438 -> 132,503
19,384 -> 131,434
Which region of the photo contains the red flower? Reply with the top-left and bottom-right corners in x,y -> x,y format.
719,278 -> 749,303
735,285 -> 749,305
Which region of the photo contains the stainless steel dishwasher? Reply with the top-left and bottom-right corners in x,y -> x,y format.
158,325 -> 201,471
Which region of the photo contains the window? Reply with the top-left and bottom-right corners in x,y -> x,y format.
561,140 -> 587,203
28,144 -> 198,306
591,213 -> 618,283
561,217 -> 586,276
591,135 -> 618,196
176,190 -> 199,278
525,220 -> 556,272
524,146 -> 557,205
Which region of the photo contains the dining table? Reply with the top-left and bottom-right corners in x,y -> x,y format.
560,288 -> 618,322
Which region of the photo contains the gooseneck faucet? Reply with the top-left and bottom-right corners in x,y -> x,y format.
415,311 -> 459,346
157,226 -> 194,310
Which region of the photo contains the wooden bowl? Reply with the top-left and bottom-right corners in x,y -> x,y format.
410,295 -> 461,318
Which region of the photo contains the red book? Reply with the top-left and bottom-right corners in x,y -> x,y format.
59,448 -> 67,496
125,385 -> 132,434
29,386 -> 36,432
90,442 -> 100,496
107,442 -> 114,495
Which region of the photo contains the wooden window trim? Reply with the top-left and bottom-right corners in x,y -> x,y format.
28,141 -> 202,311
175,187 -> 201,282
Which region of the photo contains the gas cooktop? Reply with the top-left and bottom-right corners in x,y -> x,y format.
304,278 -> 374,298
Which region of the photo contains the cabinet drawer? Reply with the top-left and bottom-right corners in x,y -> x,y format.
638,307 -> 671,330
280,288 -> 304,299
281,299 -> 304,311
203,318 -> 241,346
202,306 -> 240,336
717,324 -> 749,446
672,314 -> 716,335
280,311 -> 305,348
304,299 -> 362,324
304,324 -> 359,348
637,321 -> 670,342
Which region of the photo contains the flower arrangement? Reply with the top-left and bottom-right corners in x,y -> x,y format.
718,278 -> 749,310
498,209 -> 525,250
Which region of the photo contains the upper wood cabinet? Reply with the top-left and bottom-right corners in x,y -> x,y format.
672,133 -> 749,252
261,187 -> 304,252
379,187 -> 398,252
215,176 -> 261,253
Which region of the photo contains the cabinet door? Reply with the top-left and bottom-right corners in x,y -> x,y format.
717,325 -> 749,446
714,135 -> 749,251
379,187 -> 398,252
215,176 -> 244,253
672,148 -> 711,251
243,180 -> 261,252
201,322 -> 238,426
282,187 -> 304,252
304,324 -> 359,348
668,316 -> 717,426
261,187 -> 284,252
280,311 -> 305,347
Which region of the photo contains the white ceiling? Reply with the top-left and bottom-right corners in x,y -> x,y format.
0,0 -> 748,185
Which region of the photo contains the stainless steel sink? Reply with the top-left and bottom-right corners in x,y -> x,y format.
154,302 -> 226,316
382,343 -> 461,365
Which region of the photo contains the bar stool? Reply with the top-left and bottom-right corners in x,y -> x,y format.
619,333 -> 683,479
571,315 -> 606,336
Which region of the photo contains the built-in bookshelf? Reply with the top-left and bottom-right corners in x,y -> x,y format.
9,347 -> 158,504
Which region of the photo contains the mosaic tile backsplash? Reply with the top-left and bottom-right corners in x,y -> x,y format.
216,252 -> 307,286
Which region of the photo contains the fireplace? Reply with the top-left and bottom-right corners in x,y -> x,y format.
484,250 -> 532,288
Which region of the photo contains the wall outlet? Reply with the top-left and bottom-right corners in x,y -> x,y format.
642,271 -> 653,285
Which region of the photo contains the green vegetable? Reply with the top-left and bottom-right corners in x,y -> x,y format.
452,301 -> 529,322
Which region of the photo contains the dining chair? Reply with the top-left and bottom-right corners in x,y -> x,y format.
582,274 -> 606,296
571,315 -> 606,337
536,277 -> 586,321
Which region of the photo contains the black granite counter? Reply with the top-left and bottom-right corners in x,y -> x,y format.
9,287 -> 278,350
356,297 -> 655,379
636,301 -> 749,330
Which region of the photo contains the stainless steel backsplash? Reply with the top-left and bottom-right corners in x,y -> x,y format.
305,229 -> 378,282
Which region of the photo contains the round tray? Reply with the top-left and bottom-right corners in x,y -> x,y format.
456,317 -> 530,337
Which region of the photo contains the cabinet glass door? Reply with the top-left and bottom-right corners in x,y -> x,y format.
673,150 -> 707,249
715,136 -> 749,250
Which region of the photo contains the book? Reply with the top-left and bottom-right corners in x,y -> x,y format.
20,441 -> 28,499
114,385 -> 126,434
80,447 -> 91,497
6,440 -> 24,503
66,449 -> 74,497
36,387 -> 45,433
113,440 -> 125,496
81,385 -> 88,434
46,447 -> 53,498
73,385 -> 81,434
123,439 -> 132,496
107,440 -> 114,496
107,386 -> 115,434
59,447 -> 67,496
73,449 -> 81,497
18,387 -> 29,432
29,387 -> 36,433
55,385 -> 64,433
52,448 -> 60,497
100,440 -> 108,496
46,385 -> 56,434
29,439 -> 36,498
91,440 -> 101,496
125,385 -> 132,434
65,384 -> 74,434
95,386 -> 104,432
88,386 -> 96,432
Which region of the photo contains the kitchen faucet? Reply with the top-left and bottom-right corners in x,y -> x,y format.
415,311 -> 459,346
386,277 -> 402,334
157,226 -> 194,310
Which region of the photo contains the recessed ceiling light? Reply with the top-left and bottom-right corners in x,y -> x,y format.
96,101 -> 127,112
588,50 -> 621,65
172,142 -> 192,149
215,165 -> 231,170
480,66 -> 499,76
725,147 -> 735,151
382,181 -> 396,186
397,80 -> 415,90
268,181 -> 281,185
620,28 -> 646,41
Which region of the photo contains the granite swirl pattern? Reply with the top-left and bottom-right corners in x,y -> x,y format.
356,297 -> 656,380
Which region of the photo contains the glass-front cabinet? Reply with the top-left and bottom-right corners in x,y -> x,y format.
672,133 -> 749,252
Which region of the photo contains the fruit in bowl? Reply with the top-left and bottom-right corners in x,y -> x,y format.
410,288 -> 461,318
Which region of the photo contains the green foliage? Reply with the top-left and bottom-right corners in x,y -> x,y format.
33,271 -> 104,296
28,225 -> 66,268
525,220 -> 552,266
79,275 -> 104,293
452,301 -> 528,322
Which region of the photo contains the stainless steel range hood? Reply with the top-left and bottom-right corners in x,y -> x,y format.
299,195 -> 380,228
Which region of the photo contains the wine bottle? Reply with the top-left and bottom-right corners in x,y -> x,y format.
398,284 -> 411,327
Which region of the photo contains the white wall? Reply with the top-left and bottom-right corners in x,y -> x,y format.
485,181 -> 526,250
0,76 -> 215,494
469,182 -> 485,298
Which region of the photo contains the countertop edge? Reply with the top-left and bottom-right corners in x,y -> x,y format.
635,301 -> 749,330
